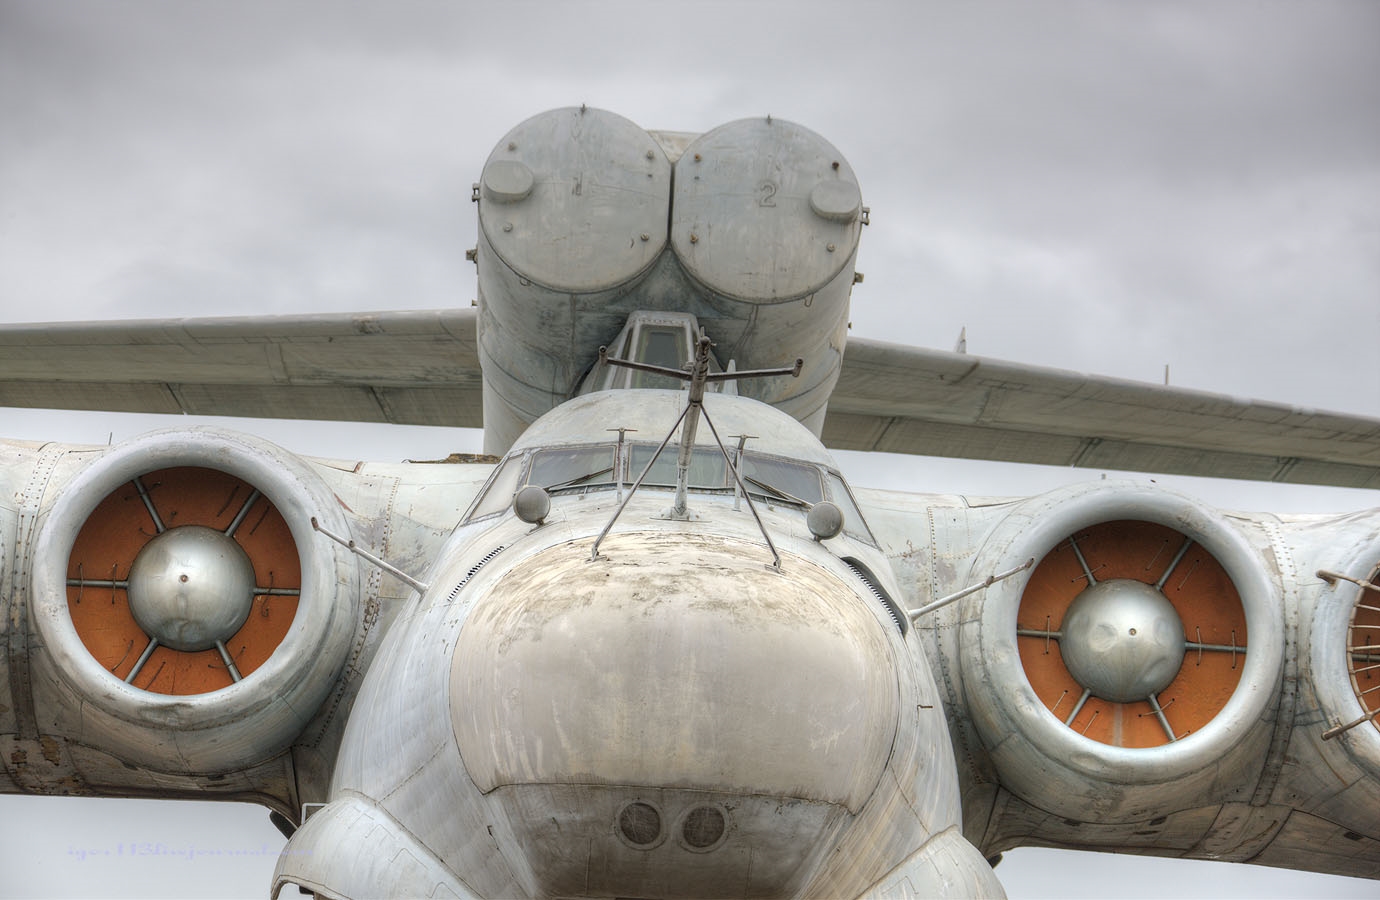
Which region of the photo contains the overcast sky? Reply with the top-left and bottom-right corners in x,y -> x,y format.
0,1 -> 1377,898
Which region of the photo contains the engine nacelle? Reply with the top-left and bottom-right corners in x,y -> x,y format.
29,428 -> 360,773
474,106 -> 863,453
1299,532 -> 1380,835
958,481 -> 1283,822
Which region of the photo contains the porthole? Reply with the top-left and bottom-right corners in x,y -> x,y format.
614,800 -> 665,850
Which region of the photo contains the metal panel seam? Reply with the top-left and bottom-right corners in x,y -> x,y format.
165,382 -> 192,414
1250,517 -> 1300,808
368,386 -> 399,424
7,443 -> 70,741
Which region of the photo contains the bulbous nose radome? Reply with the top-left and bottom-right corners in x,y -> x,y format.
450,531 -> 900,809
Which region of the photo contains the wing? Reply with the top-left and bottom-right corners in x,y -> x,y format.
859,477 -> 1380,882
0,430 -> 491,823
825,337 -> 1380,489
0,309 -> 482,427
9,315 -> 1380,491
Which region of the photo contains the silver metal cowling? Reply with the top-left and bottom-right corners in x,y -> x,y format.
957,480 -> 1284,818
28,427 -> 360,772
291,390 -> 996,898
1307,530 -> 1380,821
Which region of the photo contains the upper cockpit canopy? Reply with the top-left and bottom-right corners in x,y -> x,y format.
578,311 -> 729,395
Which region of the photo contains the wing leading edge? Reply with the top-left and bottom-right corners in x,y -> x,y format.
0,309 -> 482,428
826,337 -> 1380,489
5,313 -> 1380,490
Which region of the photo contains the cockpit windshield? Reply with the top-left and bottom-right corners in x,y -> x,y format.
528,446 -> 617,490
739,454 -> 824,505
627,444 -> 728,489
461,440 -> 876,545
466,455 -> 525,520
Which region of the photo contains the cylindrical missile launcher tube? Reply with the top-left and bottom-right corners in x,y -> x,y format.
670,116 -> 863,430
474,107 -> 862,454
475,107 -> 673,453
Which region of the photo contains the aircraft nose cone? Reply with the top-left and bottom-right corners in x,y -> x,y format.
1060,578 -> 1186,703
126,525 -> 256,652
450,531 -> 900,809
449,532 -> 902,896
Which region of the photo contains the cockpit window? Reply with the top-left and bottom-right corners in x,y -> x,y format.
627,443 -> 729,489
528,446 -> 617,491
738,453 -> 824,506
466,455 -> 525,521
825,471 -> 875,544
461,440 -> 877,547
627,326 -> 688,390
577,311 -> 726,396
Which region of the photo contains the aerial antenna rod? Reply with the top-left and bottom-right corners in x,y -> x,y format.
590,334 -> 801,566
668,333 -> 712,518
312,517 -> 432,595
1317,569 -> 1380,595
597,333 -> 801,519
907,558 -> 1034,621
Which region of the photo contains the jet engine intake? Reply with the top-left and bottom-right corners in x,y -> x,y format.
1309,539 -> 1380,781
30,428 -> 360,773
959,481 -> 1283,821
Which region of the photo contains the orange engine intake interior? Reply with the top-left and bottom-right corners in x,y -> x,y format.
1017,520 -> 1246,748
66,466 -> 301,695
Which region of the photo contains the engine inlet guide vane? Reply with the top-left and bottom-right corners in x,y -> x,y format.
1318,568 -> 1380,741
589,332 -> 802,569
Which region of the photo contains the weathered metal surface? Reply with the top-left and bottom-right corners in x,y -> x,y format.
5,442 -> 76,745
8,305 -> 1380,491
270,796 -> 479,899
9,311 -> 1380,487
275,391 -> 981,897
671,116 -> 861,303
0,434 -> 485,818
1055,579 -> 1187,704
0,443 -> 27,745
479,107 -> 670,294
508,388 -> 841,468
452,532 -> 897,806
861,481 -> 1380,881
0,309 -> 483,426
957,481 -> 1283,810
28,429 -> 360,771
474,108 -> 857,453
4,408 -> 1380,891
125,525 -> 258,653
859,827 -> 1006,899
825,337 -> 1380,489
